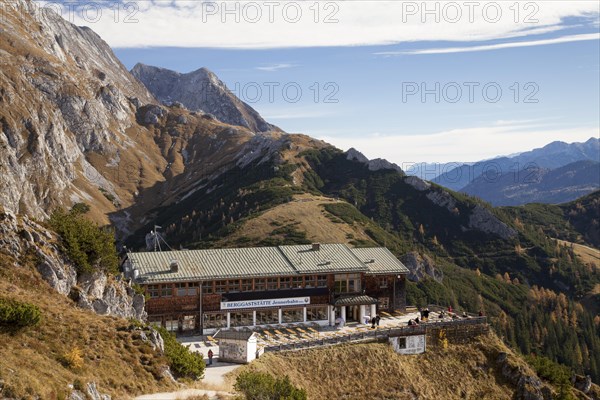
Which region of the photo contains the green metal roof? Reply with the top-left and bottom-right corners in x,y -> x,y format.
278,243 -> 367,274
128,244 -> 408,284
333,295 -> 378,306
129,247 -> 296,283
350,247 -> 409,275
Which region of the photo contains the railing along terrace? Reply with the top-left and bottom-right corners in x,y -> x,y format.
262,316 -> 487,353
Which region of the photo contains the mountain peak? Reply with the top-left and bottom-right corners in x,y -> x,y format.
131,64 -> 278,133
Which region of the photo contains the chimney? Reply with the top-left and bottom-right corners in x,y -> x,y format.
312,243 -> 320,251
170,259 -> 179,273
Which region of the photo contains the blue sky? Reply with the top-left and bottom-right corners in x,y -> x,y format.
63,1 -> 600,163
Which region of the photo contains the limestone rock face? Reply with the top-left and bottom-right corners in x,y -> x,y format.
467,205 -> 517,240
131,63 -> 279,133
496,352 -> 553,400
401,251 -> 442,282
0,209 -> 146,320
345,148 -> 403,172
425,189 -> 516,239
404,175 -> 431,191
69,382 -> 111,400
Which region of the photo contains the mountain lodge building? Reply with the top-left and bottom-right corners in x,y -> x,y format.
124,243 -> 408,335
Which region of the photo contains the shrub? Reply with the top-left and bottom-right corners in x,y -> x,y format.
0,298 -> 41,329
235,371 -> 307,400
48,209 -> 119,274
62,347 -> 84,370
157,327 -> 205,380
525,355 -> 575,398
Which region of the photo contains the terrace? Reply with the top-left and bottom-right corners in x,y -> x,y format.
180,306 -> 488,361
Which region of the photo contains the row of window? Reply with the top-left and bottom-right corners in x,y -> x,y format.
147,275 -> 387,298
147,282 -> 199,298
202,306 -> 329,329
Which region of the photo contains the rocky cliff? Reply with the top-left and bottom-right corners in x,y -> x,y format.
132,63 -> 279,133
0,208 -> 145,319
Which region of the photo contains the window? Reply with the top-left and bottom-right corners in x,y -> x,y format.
379,297 -> 390,310
282,308 -> 303,323
230,311 -> 253,327
161,285 -> 173,297
241,279 -> 253,292
175,283 -> 186,297
256,309 -> 278,325
398,337 -> 407,349
147,285 -> 160,298
378,277 -> 388,288
317,275 -> 328,287
165,319 -> 178,332
215,280 -> 227,294
148,317 -> 162,328
334,274 -> 361,293
187,282 -> 199,295
203,313 -> 226,329
254,278 -> 266,291
307,306 -> 327,321
279,277 -> 292,289
182,315 -> 196,331
334,279 -> 347,293
267,277 -> 278,290
202,281 -> 214,294
228,279 -> 240,292
291,276 -> 303,289
304,275 -> 316,288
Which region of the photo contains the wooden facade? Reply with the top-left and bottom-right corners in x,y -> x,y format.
143,272 -> 406,335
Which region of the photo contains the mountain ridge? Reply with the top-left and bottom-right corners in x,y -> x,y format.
433,137 -> 600,192
131,62 -> 279,133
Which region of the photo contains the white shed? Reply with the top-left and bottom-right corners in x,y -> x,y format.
213,330 -> 258,364
389,334 -> 426,355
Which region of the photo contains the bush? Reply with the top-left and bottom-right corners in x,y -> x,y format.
0,298 -> 41,329
235,371 -> 307,400
48,209 -> 119,274
526,355 -> 575,400
62,347 -> 84,370
157,327 -> 205,380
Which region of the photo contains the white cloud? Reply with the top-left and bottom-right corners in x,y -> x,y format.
318,122 -> 599,163
256,63 -> 296,71
50,1 -> 599,49
377,33 -> 600,55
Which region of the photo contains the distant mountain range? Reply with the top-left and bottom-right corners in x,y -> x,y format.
461,159 -> 600,206
425,138 -> 600,205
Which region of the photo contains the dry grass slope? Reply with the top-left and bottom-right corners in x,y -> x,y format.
217,194 -> 376,247
232,333 -> 543,400
0,254 -> 177,399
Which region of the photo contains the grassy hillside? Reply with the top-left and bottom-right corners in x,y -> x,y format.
503,191 -> 600,248
232,333 -> 578,400
0,255 -> 177,399
124,142 -> 600,383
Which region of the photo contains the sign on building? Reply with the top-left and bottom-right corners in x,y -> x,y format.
389,335 -> 426,355
221,296 -> 310,310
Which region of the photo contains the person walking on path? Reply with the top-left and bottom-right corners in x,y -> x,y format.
375,314 -> 381,327
208,349 -> 214,366
371,316 -> 376,329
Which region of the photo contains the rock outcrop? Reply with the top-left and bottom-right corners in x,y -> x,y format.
496,352 -> 553,400
425,189 -> 517,239
131,63 -> 278,133
69,382 -> 111,400
0,209 -> 145,320
467,205 -> 517,240
401,251 -> 442,282
345,148 -> 403,172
